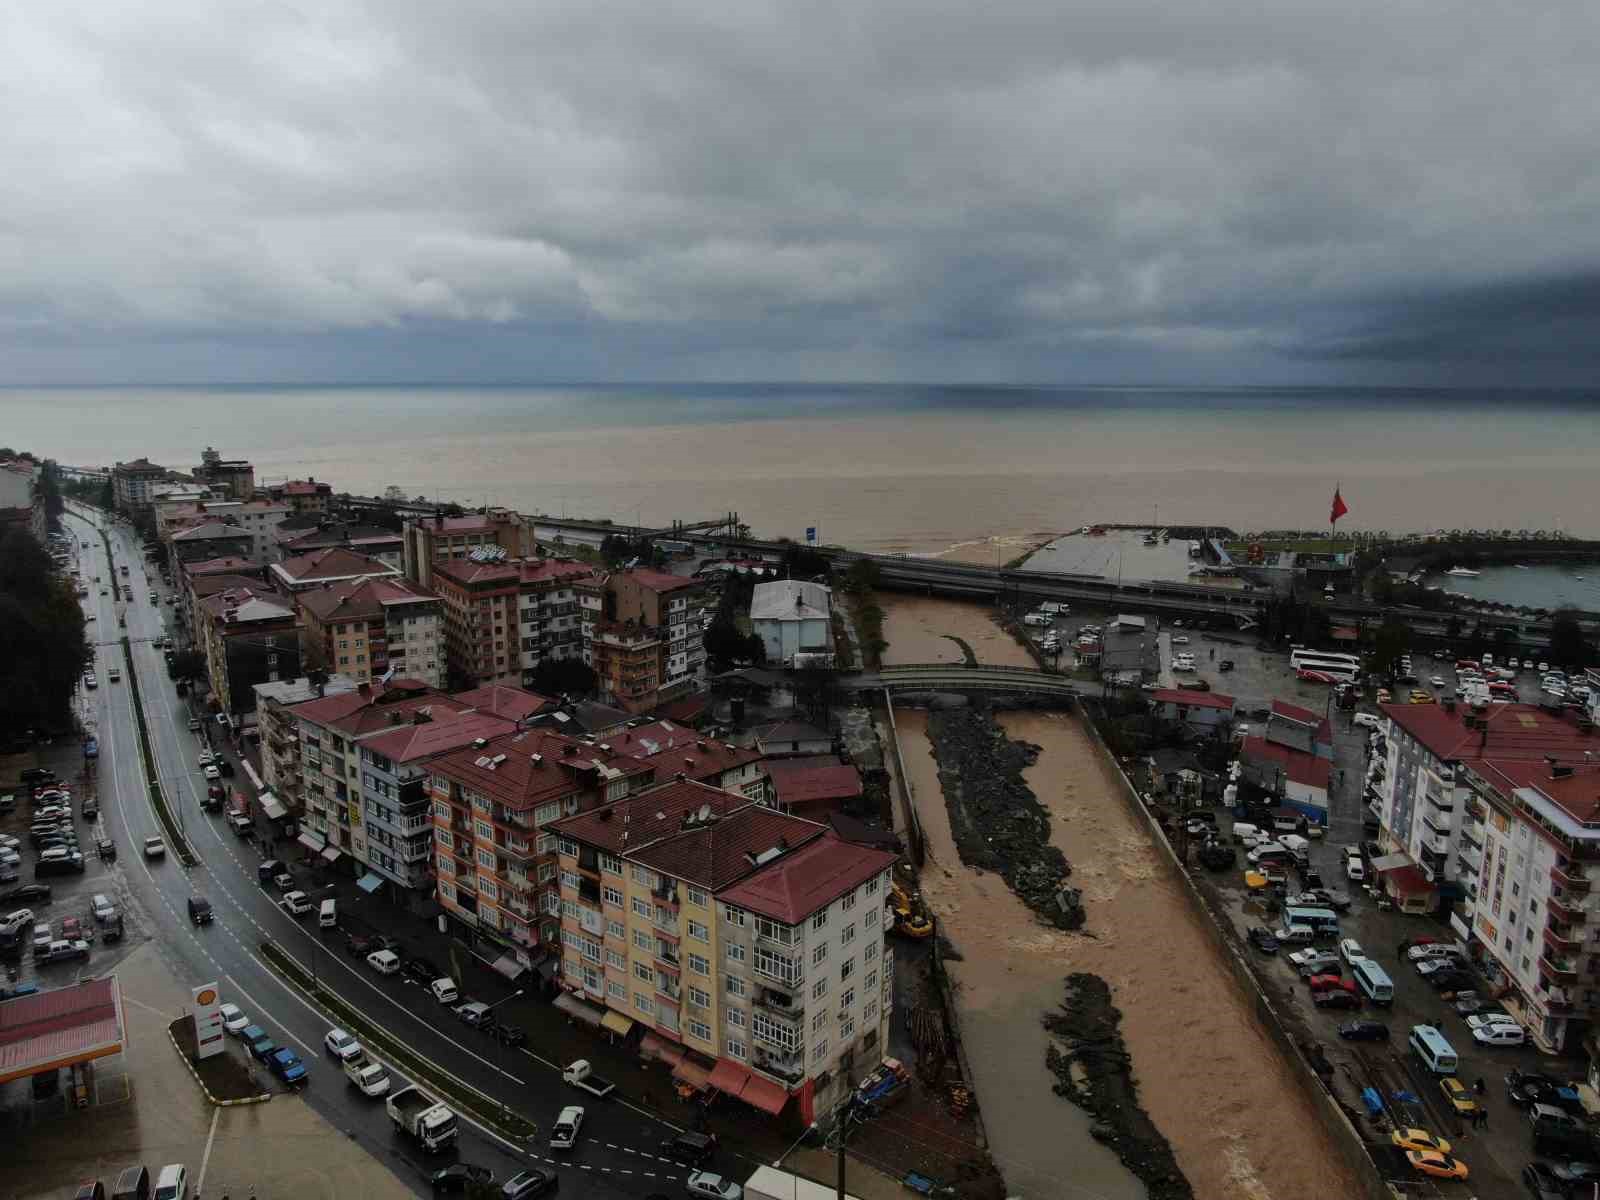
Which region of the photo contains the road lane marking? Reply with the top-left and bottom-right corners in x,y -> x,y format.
197,1107 -> 221,1192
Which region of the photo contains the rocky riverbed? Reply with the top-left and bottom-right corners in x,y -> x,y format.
1044,973 -> 1195,1200
926,705 -> 1085,930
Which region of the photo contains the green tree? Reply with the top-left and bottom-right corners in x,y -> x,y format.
1549,609 -> 1591,669
779,544 -> 831,581
1370,617 -> 1410,679
0,527 -> 89,731
170,649 -> 208,681
528,658 -> 597,698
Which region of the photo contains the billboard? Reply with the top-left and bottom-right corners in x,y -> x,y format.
192,982 -> 226,1060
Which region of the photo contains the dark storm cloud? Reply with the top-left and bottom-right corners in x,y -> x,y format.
3,0 -> 1600,383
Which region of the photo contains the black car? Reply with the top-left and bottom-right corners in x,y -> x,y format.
0,884 -> 52,905
1523,1162 -> 1567,1200
491,1023 -> 526,1048
660,1130 -> 718,1167
1218,659 -> 1235,672
187,896 -> 214,925
429,1164 -> 494,1194
500,1168 -> 558,1199
1337,1020 -> 1389,1042
1551,1161 -> 1600,1187
403,957 -> 444,986
1427,969 -> 1475,992
257,859 -> 284,884
1247,927 -> 1279,953
1311,990 -> 1361,1010
20,768 -> 56,785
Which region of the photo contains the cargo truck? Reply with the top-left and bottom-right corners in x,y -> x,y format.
386,1084 -> 458,1152
562,1060 -> 616,1098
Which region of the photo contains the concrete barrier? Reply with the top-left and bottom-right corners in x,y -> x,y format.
1078,705 -> 1392,1200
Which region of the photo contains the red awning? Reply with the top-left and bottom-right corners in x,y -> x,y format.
640,1032 -> 685,1066
708,1059 -> 752,1097
1385,865 -> 1435,896
739,1072 -> 790,1115
672,1055 -> 714,1090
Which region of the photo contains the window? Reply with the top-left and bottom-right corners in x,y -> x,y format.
723,904 -> 746,927
812,942 -> 829,966
689,1019 -> 712,1041
752,1011 -> 801,1051
632,897 -> 653,918
602,884 -> 624,907
689,986 -> 711,1008
840,1018 -> 854,1041
688,919 -> 709,942
866,874 -> 880,896
841,922 -> 856,946
633,992 -> 655,1016
560,869 -> 581,891
727,943 -> 747,964
726,1038 -> 747,1061
840,958 -> 855,982
608,980 -> 626,1001
754,916 -> 793,944
725,975 -> 747,998
864,999 -> 877,1023
812,1039 -> 828,1063
633,929 -> 652,951
842,890 -> 857,912
558,836 -> 578,857
726,1006 -> 745,1028
631,865 -> 655,888
606,919 -> 626,939
476,848 -> 495,869
605,948 -> 626,970
841,987 -> 855,1010
865,970 -> 878,992
811,977 -> 828,1001
687,886 -> 708,906
633,962 -> 654,984
812,1010 -> 827,1033
600,851 -> 622,874
688,952 -> 710,976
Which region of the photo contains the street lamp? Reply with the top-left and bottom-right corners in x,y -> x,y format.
484,988 -> 524,1017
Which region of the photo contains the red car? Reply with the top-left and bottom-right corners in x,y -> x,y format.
1307,974 -> 1356,994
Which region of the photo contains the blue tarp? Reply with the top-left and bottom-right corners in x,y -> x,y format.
356,872 -> 384,894
1361,1087 -> 1382,1116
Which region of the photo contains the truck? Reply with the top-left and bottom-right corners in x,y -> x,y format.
745,1166 -> 867,1200
562,1060 -> 616,1098
853,1057 -> 911,1112
344,1055 -> 392,1097
386,1085 -> 458,1152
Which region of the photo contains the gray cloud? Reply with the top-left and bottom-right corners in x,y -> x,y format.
4,0 -> 1600,383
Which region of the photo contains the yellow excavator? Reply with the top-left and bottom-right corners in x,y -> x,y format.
889,879 -> 934,939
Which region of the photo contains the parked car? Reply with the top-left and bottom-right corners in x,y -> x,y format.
403,957 -> 444,985
367,949 -> 401,975
1406,1150 -> 1468,1181
1337,1021 -> 1389,1041
1338,938 -> 1365,964
324,1028 -> 364,1062
1439,1076 -> 1480,1117
1311,990 -> 1361,1010
685,1172 -> 744,1200
1307,974 -> 1357,995
280,891 -> 313,917
1246,927 -> 1279,953
499,1167 -> 558,1198
1289,949 -> 1341,976
220,1004 -> 250,1035
1523,1163 -> 1568,1200
429,977 -> 459,1004
267,1046 -> 308,1086
430,1164 -> 495,1194
1390,1128 -> 1451,1155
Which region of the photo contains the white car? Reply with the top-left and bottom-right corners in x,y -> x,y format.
203,765 -> 221,781
367,949 -> 401,975
1338,938 -> 1365,964
280,891 -> 313,916
1022,613 -> 1050,627
324,1027 -> 364,1062
1473,1023 -> 1526,1047
220,1003 -> 250,1035
1345,859 -> 1365,882
1466,1011 -> 1519,1032
1171,635 -> 1189,645
686,1172 -> 744,1200
143,836 -> 166,859
549,1105 -> 585,1150
1352,713 -> 1380,730
1430,676 -> 1448,688
197,750 -> 216,767
430,977 -> 460,1004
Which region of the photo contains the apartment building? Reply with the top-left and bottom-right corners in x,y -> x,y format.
609,569 -> 709,700
270,547 -> 398,594
589,621 -> 663,713
176,557 -> 260,644
194,446 -> 256,500
296,576 -> 446,689
432,551 -> 597,688
195,497 -> 293,563
276,522 -> 404,571
253,673 -> 360,815
169,521 -> 254,580
547,781 -> 895,1124
111,458 -> 169,512
606,720 -> 767,798
196,587 -> 301,717
429,729 -> 654,963
403,509 -> 538,588
270,478 -> 333,515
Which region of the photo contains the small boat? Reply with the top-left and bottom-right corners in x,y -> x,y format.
1445,567 -> 1480,577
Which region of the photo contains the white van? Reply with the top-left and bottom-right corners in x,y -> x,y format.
1280,834 -> 1311,864
153,1163 -> 189,1200
318,898 -> 338,928
1274,923 -> 1316,945
1022,612 -> 1051,627
1230,822 -> 1262,842
1473,1023 -> 1526,1047
1345,859 -> 1366,882
1247,842 -> 1291,866
430,977 -> 459,1004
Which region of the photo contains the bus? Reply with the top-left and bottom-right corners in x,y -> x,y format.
1291,652 -> 1362,684
1350,957 -> 1393,1005
1283,906 -> 1340,935
1407,1024 -> 1458,1074
1290,649 -> 1361,671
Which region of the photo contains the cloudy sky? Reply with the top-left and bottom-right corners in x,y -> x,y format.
4,1 -> 1600,386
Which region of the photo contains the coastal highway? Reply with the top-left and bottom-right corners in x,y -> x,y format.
66,504 -> 706,1199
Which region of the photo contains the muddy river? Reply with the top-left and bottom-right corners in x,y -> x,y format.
883,594 -> 1359,1199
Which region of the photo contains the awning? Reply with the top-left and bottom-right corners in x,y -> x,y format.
320,845 -> 341,863
709,1059 -> 753,1096
672,1056 -> 714,1091
1371,852 -> 1412,872
553,991 -> 605,1028
260,793 -> 287,820
601,1011 -> 635,1037
491,954 -> 528,982
296,831 -> 326,853
640,1032 -> 685,1066
356,872 -> 385,894
739,1072 -> 790,1115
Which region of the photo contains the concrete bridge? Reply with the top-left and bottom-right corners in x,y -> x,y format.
839,663 -> 1081,697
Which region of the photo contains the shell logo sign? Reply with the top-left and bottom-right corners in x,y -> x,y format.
192,982 -> 226,1059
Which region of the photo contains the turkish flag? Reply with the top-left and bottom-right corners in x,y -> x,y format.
1330,486 -> 1349,526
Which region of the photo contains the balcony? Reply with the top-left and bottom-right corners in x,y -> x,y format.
397,777 -> 429,809
654,940 -> 680,967
1543,989 -> 1576,1014
1552,863 -> 1593,892
1545,924 -> 1584,955
1458,822 -> 1484,852
752,949 -> 803,989
752,991 -> 803,1023
1549,894 -> 1588,924
1421,811 -> 1452,838
1424,789 -> 1454,814
750,1049 -> 805,1087
655,977 -> 682,1004
653,910 -> 680,936
1418,844 -> 1447,879
1539,953 -> 1579,984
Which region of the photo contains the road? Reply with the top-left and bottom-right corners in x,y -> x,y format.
66,504 -> 702,1199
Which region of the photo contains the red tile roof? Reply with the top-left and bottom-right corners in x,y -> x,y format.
550,778 -> 749,854
296,575 -> 437,621
517,559 -> 596,587
1458,759 -> 1600,826
275,547 -> 395,583
430,728 -> 651,812
623,804 -> 826,891
1150,689 -> 1237,710
282,480 -> 328,495
1241,735 -> 1332,790
432,557 -> 521,587
608,721 -> 764,781
1271,700 -> 1333,743
619,567 -> 699,594
451,684 -> 556,722
360,710 -> 518,763
1381,701 -> 1593,763
289,680 -> 438,727
718,833 -> 896,925
764,758 -> 864,808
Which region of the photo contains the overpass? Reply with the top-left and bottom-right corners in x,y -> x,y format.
839,663 -> 1081,697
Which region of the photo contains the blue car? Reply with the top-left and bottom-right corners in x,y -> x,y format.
267,1047 -> 308,1086
248,1032 -> 279,1064
83,739 -> 98,760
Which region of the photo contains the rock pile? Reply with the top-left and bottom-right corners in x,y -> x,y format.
1043,974 -> 1194,1200
927,705 -> 1084,930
